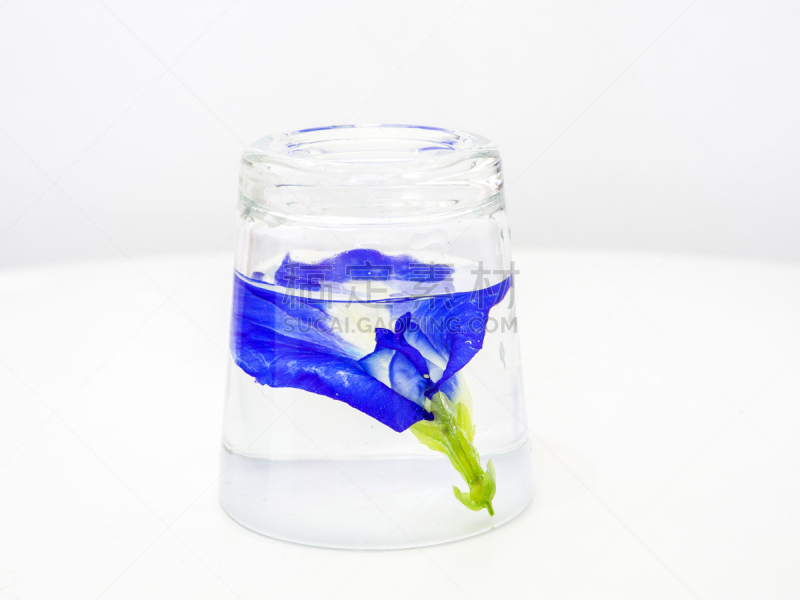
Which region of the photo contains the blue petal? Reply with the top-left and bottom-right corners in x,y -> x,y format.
275,249 -> 454,289
404,328 -> 446,370
373,313 -> 431,379
407,278 -> 512,398
231,272 -> 345,354
358,347 -> 394,388
231,273 -> 432,432
389,352 -> 428,406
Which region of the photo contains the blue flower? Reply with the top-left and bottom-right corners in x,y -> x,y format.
230,250 -> 511,432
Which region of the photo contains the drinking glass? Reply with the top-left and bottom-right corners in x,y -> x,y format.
219,124 -> 532,549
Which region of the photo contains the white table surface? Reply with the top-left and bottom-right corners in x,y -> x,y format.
1,248 -> 799,600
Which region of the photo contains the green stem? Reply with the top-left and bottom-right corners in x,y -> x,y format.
410,392 -> 496,516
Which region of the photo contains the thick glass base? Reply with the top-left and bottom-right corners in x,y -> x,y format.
218,438 -> 533,550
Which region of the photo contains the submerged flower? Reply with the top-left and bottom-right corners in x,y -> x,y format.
230,249 -> 512,514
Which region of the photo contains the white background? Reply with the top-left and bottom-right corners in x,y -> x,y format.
2,2 -> 800,600
2,0 -> 800,267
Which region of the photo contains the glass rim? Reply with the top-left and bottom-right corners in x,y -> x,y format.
239,124 -> 505,226
244,124 -> 499,177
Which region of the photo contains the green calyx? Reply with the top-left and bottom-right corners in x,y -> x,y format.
410,391 -> 496,516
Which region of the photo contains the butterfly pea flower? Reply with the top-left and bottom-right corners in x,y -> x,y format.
230,250 -> 511,515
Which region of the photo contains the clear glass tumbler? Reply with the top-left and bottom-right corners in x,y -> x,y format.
219,124 -> 532,549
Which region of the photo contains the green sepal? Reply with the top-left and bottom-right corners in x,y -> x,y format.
455,401 -> 475,442
410,391 -> 496,516
453,459 -> 496,515
410,420 -> 449,455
